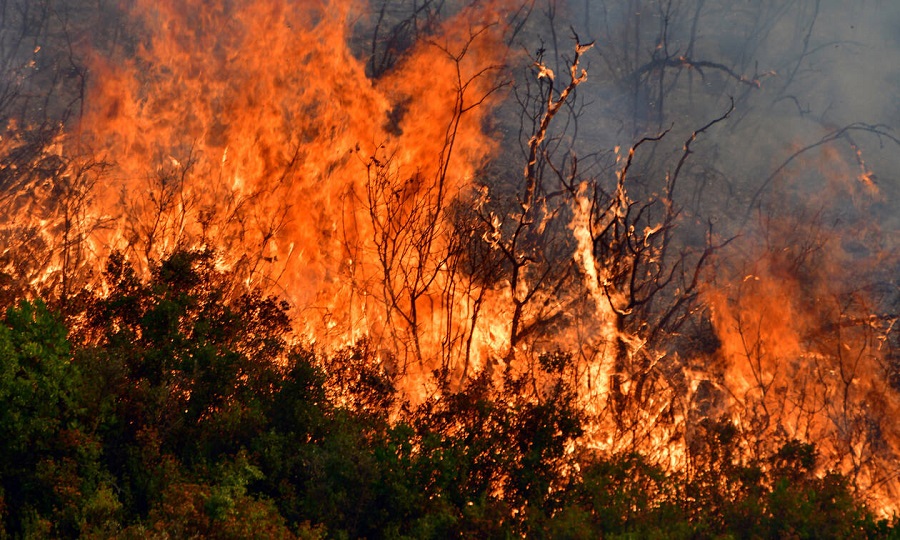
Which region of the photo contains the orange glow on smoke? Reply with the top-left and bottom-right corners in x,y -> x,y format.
705,148 -> 900,513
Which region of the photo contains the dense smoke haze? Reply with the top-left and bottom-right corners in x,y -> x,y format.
1,0 -> 900,519
522,0 -> 900,225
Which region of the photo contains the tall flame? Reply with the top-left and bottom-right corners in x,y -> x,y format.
70,0 -> 514,381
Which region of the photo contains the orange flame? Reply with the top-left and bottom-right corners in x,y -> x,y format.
67,0 -> 515,385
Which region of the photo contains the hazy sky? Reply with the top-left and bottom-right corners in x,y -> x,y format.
549,0 -> 900,228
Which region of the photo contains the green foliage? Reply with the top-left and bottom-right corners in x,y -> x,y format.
0,300 -> 73,449
0,249 -> 894,537
0,300 -> 118,537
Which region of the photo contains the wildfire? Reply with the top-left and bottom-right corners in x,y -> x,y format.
0,0 -> 898,518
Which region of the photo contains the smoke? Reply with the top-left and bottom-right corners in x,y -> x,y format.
477,0 -> 900,510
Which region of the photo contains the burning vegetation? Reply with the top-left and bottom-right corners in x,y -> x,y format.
0,0 -> 899,536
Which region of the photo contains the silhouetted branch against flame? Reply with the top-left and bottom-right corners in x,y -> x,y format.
427,23 -> 510,115
358,10 -> 514,378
